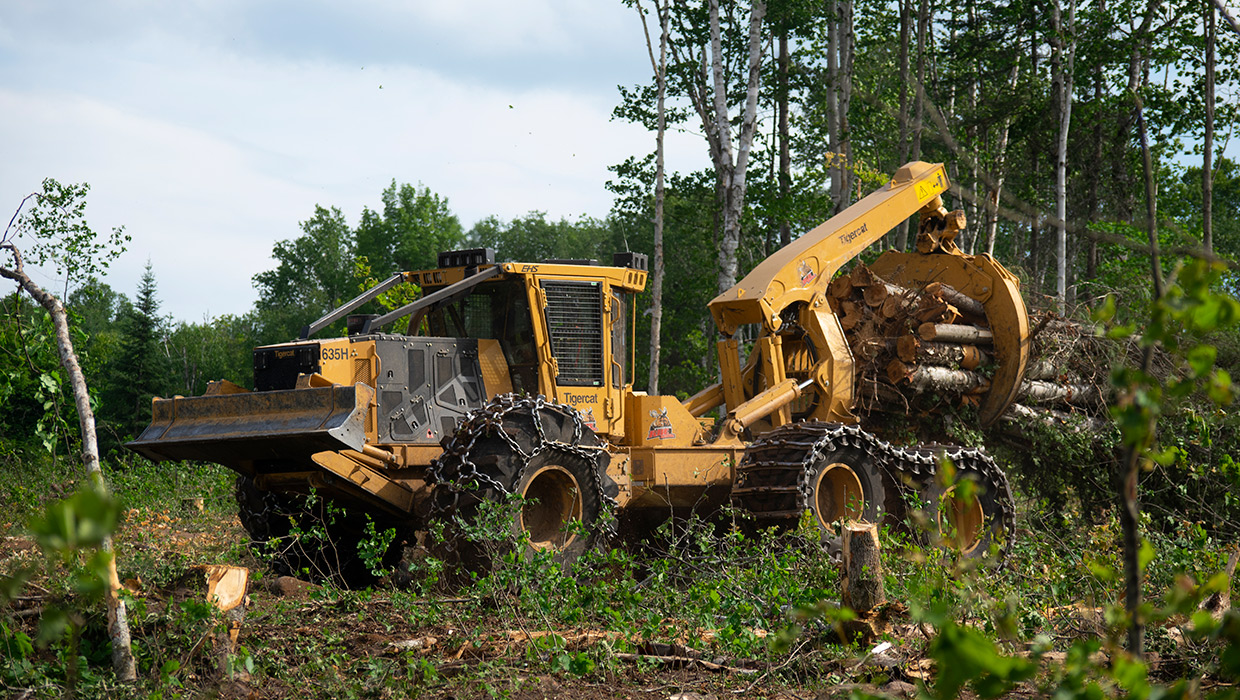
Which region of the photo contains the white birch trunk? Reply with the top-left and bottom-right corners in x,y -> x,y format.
0,243 -> 137,683
637,0 -> 670,394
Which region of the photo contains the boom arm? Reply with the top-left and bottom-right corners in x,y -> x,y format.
708,161 -> 952,335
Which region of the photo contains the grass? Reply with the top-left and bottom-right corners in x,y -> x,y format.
2,449 -> 1239,699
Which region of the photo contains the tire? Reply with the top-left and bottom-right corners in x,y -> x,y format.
923,465 -> 1009,562
800,446 -> 887,534
234,476 -> 394,587
732,423 -> 889,541
429,395 -> 616,576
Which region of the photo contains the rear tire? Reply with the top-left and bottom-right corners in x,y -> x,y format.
802,447 -> 886,532
234,476 -> 391,587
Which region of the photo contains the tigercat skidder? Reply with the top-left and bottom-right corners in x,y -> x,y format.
129,161 -> 1030,579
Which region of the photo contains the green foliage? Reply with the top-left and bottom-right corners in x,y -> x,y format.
5,178 -> 129,291
468,212 -> 614,264
355,181 -> 464,278
100,262 -> 173,440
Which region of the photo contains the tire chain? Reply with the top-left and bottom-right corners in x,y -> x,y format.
427,393 -> 619,544
731,421 -> 1016,565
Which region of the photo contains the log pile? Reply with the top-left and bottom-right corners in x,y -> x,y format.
831,263 -> 1115,432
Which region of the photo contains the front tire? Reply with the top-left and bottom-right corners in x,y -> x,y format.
428,395 -> 617,575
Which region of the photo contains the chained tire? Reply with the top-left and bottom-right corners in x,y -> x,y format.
732,423 -> 889,539
882,444 -> 1016,566
428,394 -> 618,577
235,476 -> 392,587
923,460 -> 1014,563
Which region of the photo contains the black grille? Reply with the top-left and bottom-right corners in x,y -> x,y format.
542,281 -> 603,387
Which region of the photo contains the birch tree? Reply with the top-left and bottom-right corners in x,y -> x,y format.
632,0 -> 671,394
1051,0 -> 1077,306
670,0 -> 768,294
1,179 -> 136,682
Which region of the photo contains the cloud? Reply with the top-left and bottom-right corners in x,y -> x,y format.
0,3 -> 705,321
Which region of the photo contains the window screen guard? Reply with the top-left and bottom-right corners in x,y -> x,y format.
540,280 -> 604,387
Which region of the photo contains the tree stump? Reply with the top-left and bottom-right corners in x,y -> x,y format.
205,565 -> 250,680
842,522 -> 886,613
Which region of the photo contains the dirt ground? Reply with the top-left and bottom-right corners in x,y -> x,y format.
0,508 -> 1062,700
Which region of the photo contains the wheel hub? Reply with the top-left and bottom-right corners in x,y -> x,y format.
937,485 -> 985,554
814,462 -> 865,527
518,465 -> 583,550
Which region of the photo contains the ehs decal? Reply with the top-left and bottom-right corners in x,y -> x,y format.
797,260 -> 816,286
646,408 -> 675,440
578,407 -> 597,431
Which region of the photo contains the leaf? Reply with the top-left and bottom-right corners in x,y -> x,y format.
1186,345 -> 1217,378
1138,538 -> 1155,573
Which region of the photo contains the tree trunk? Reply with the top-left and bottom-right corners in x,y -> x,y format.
827,0 -> 841,211
705,0 -> 767,296
1204,0 -> 1215,253
840,0 -> 856,208
986,59 -> 1020,256
778,30 -> 791,249
637,0 -> 670,394
1052,0 -> 1077,308
0,243 -> 137,683
895,0 -> 913,251
911,0 -> 929,166
842,522 -> 886,613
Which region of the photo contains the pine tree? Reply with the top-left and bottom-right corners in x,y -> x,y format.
103,261 -> 170,438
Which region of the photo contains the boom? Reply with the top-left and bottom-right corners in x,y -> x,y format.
699,161 -> 1029,439
708,161 -> 951,336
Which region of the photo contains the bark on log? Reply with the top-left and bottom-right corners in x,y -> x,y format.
915,342 -> 992,370
919,322 -> 993,344
842,522 -> 886,613
1019,379 -> 1107,407
1024,358 -> 1062,381
924,281 -> 986,318
1001,403 -> 1110,432
903,365 -> 991,394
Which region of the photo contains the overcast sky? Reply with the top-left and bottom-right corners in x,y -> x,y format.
1,0 -> 706,321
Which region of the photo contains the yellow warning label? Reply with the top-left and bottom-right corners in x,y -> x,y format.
915,181 -> 937,203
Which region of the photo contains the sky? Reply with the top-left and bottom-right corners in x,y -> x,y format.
0,0 -> 704,321
2,2 -> 1237,322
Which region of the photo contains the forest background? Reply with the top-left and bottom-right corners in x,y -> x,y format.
4,0 -> 1237,455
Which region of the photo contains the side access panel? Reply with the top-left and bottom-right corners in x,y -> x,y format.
374,337 -> 488,445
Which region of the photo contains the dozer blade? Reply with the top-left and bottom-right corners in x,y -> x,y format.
127,384 -> 373,469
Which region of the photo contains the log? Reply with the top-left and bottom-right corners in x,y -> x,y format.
850,264 -> 879,288
1018,379 -> 1107,407
842,522 -> 886,613
924,281 -> 986,319
829,274 -> 854,300
1001,403 -> 1110,433
918,322 -> 993,344
916,342 -> 992,370
915,297 -> 962,324
903,365 -> 990,394
1024,358 -> 1062,381
887,359 -> 911,385
896,334 -> 920,363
